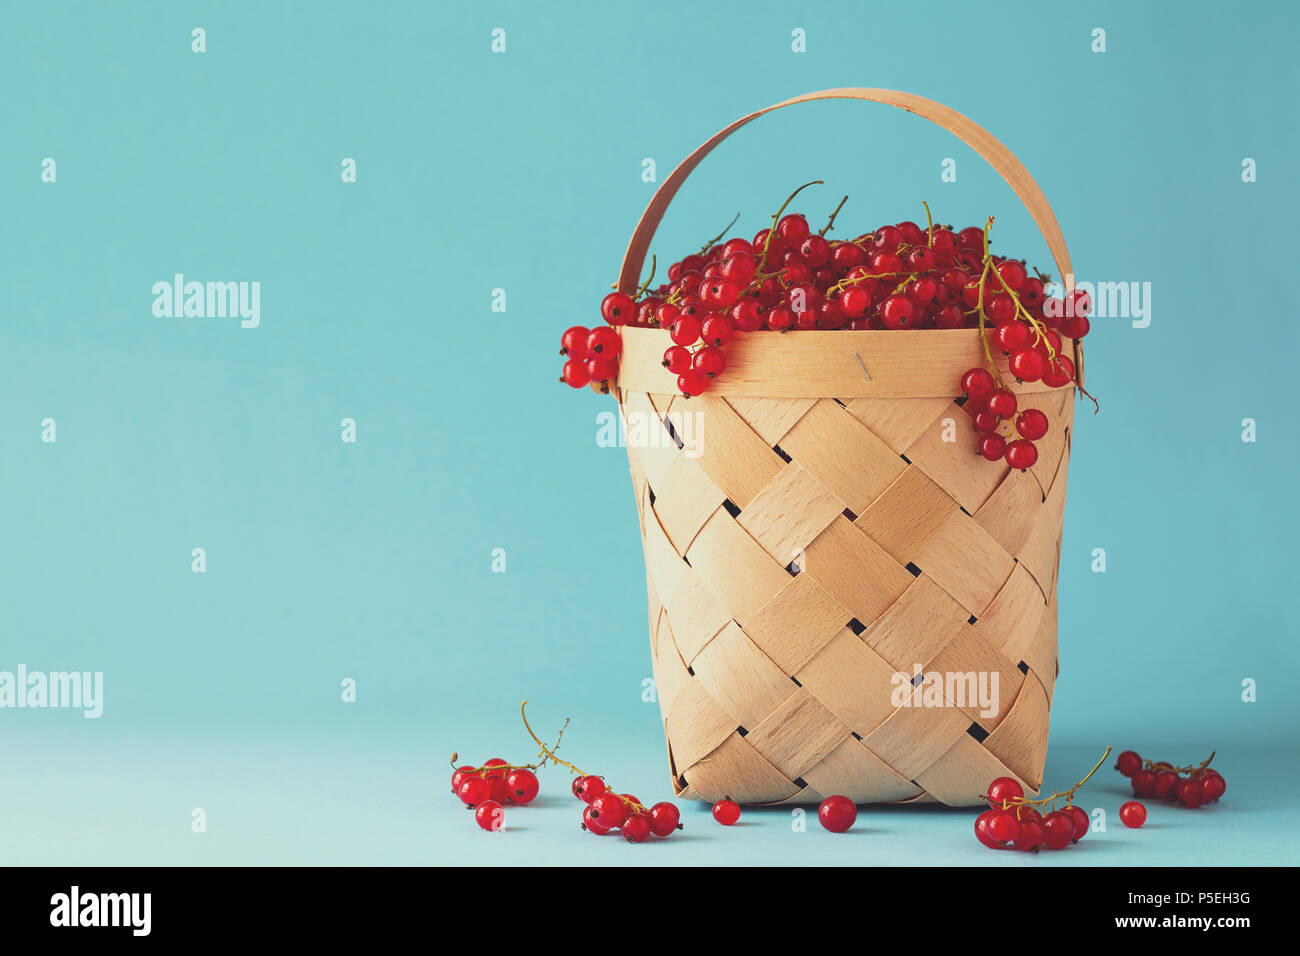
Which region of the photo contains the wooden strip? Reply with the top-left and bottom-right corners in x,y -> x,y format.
843,395 -> 956,454
795,629 -> 903,737
856,466 -> 960,565
650,455 -> 727,554
736,462 -> 844,566
974,562 -> 1048,663
724,396 -> 817,446
742,574 -> 850,673
800,738 -> 923,804
802,516 -> 915,626
744,688 -> 851,780
618,327 -> 1065,398
683,510 -> 791,624
924,625 -> 1024,732
690,621 -> 796,729
903,403 -> 1010,513
678,733 -> 801,804
663,571 -> 732,665
673,394 -> 786,507
640,501 -> 686,602
663,680 -> 742,772
777,400 -> 908,514
915,735 -> 1039,806
619,392 -> 679,492
982,675 -> 1051,789
860,688 -> 971,781
862,574 -> 971,670
913,511 -> 1017,617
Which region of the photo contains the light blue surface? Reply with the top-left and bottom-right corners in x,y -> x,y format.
2,1 -> 1296,866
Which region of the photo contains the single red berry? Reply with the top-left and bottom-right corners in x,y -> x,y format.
1132,769 -> 1157,798
996,259 -> 1028,291
1013,805 -> 1043,826
662,345 -> 692,374
1177,779 -> 1205,808
995,321 -> 1031,353
767,305 -> 794,331
1153,770 -> 1180,800
987,294 -> 1016,324
474,800 -> 505,831
974,810 -> 1005,849
870,251 -> 903,275
560,325 -> 590,359
910,276 -> 940,305
670,314 -> 702,346
655,303 -> 681,329
488,776 -> 510,803
701,313 -> 734,346
586,326 -> 621,359
585,358 -> 618,384
987,389 -> 1017,418
817,795 -> 857,832
731,297 -> 766,332
693,346 -> 727,378
1015,409 -> 1049,440
601,292 -> 635,326
1020,277 -> 1045,309
506,768 -> 539,805
1120,801 -> 1148,828
896,220 -> 925,245
451,765 -> 476,792
712,799 -> 741,826
956,226 -> 984,250
621,812 -> 652,843
1115,751 -> 1142,777
1014,821 -> 1045,852
720,251 -> 757,284
777,213 -> 810,241
677,370 -> 709,397
649,802 -> 682,837
1201,774 -> 1226,801
560,359 -> 589,389
1041,811 -> 1076,849
907,246 -> 935,271
1042,354 -> 1076,388
1005,439 -> 1038,471
1010,348 -> 1045,382
575,775 -> 606,804
987,809 -> 1021,843
1059,315 -> 1091,340
979,434 -> 1006,461
986,777 -> 1024,809
589,793 -> 628,828
1066,288 -> 1092,317
960,367 -> 996,400
934,303 -> 965,329
973,409 -> 1000,434
582,805 -> 611,835
457,776 -> 492,807
799,234 -> 830,266
841,286 -> 871,318
880,295 -> 917,330
1065,805 -> 1090,841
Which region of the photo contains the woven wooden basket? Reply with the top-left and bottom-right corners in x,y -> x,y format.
612,89 -> 1079,807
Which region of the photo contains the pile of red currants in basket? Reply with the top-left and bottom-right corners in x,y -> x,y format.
560,182 -> 1094,471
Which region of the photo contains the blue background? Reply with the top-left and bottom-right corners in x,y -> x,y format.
2,0 -> 1295,865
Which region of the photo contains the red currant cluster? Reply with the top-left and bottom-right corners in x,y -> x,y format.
573,774 -> 683,843
450,756 -> 542,831
1114,750 -> 1227,809
519,702 -> 682,844
560,183 -> 1096,448
973,749 -> 1109,853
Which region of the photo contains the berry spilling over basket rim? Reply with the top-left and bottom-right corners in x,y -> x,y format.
558,89 -> 1097,468
559,89 -> 1093,807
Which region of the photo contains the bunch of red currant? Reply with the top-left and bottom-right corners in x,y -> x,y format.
519,703 -> 683,843
561,182 -> 1095,470
450,756 -> 542,831
973,749 -> 1109,852
1114,749 -> 1227,809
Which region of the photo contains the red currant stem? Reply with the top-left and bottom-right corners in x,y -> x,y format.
633,255 -> 656,301
985,262 -> 1057,363
1142,751 -> 1216,775
520,701 -> 589,778
818,195 -> 849,236
922,200 -> 934,247
988,747 -> 1112,814
975,261 -> 1008,387
697,212 -> 741,255
1076,379 -> 1101,414
757,180 -> 824,273
891,271 -> 919,295
448,754 -> 544,775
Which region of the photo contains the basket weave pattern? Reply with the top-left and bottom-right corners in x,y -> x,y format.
621,385 -> 1072,806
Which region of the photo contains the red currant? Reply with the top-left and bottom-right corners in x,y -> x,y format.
620,812 -> 652,843
670,313 -> 702,346
506,768 -> 539,804
1120,801 -> 1147,828
1014,820 -> 1045,852
693,346 -> 727,378
589,793 -> 628,828
601,292 -> 634,326
1115,751 -> 1143,776
880,295 -> 916,330
457,776 -> 492,807
575,775 -> 606,803
817,795 -> 857,833
677,370 -> 710,397
712,799 -> 741,826
1010,348 -> 1045,382
649,802 -> 682,836
560,326 -> 589,359
987,809 -> 1020,843
1065,805 -> 1090,842
996,259 -> 1028,291
585,358 -> 618,384
474,800 -> 505,831
777,213 -> 810,241
586,326 -> 621,359
1005,439 -> 1038,471
662,345 -> 692,374
1041,811 -> 1076,850
701,313 -> 734,346
582,805 -> 611,835
986,777 -> 1024,809
987,389 -> 1017,418
960,367 -> 996,400
974,811 -> 1005,849
979,434 -> 1006,461
1015,409 -> 1049,440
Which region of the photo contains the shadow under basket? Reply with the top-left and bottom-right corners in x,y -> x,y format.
609,88 -> 1082,807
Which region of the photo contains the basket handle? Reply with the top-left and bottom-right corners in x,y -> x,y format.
618,88 -> 1074,296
